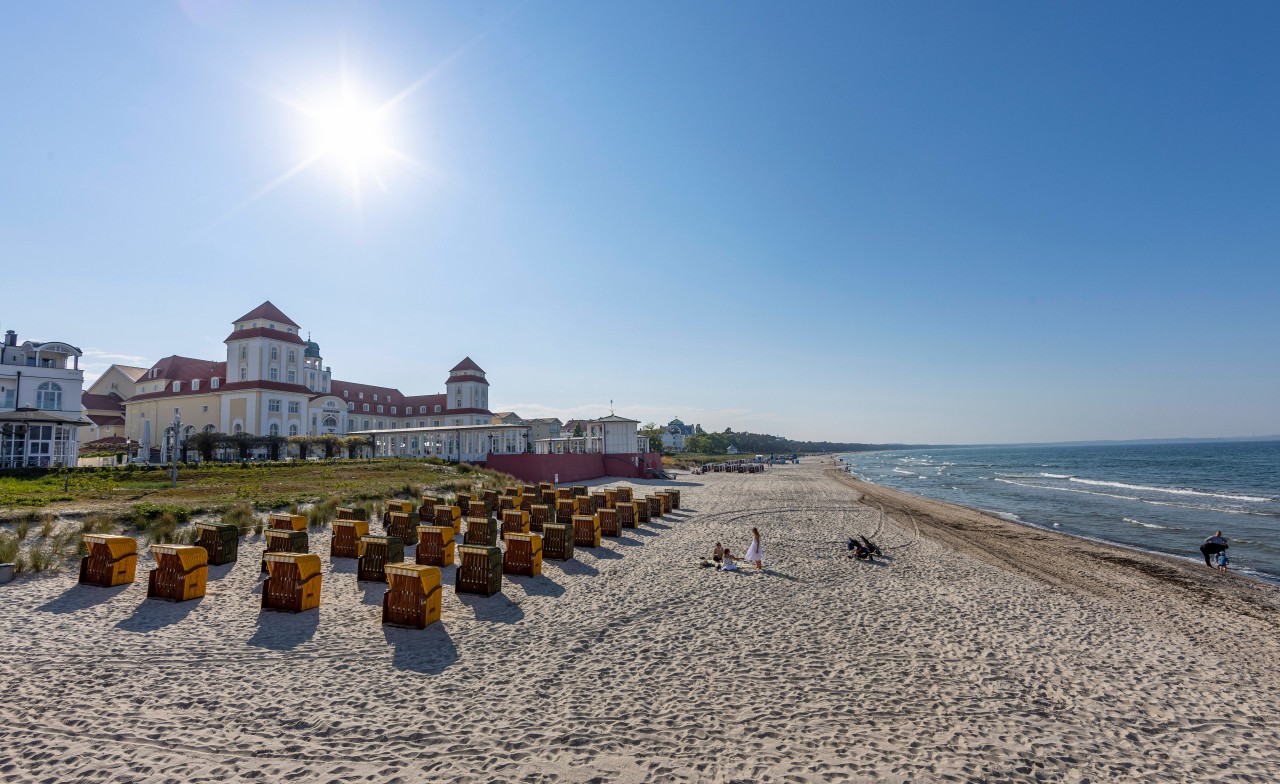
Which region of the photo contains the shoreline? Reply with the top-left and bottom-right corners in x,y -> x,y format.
826,460 -> 1280,637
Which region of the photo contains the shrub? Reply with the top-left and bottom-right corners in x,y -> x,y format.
25,545 -> 57,573
145,512 -> 181,544
307,496 -> 340,529
79,514 -> 118,536
0,532 -> 18,564
130,503 -> 192,526
222,503 -> 257,534
37,512 -> 56,539
14,519 -> 29,541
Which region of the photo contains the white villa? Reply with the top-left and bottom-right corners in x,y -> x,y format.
0,329 -> 90,468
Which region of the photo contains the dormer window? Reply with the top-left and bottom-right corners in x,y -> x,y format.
359,392 -> 364,400
391,407 -> 397,414
343,390 -> 349,398
211,378 -> 219,389
377,405 -> 384,413
173,381 -> 181,392
268,323 -> 275,330
434,405 -> 441,413
192,380 -> 200,391
374,394 -> 379,401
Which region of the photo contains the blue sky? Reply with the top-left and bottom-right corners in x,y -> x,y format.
2,1 -> 1277,443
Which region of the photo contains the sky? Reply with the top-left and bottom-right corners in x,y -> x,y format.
1,1 -> 1278,444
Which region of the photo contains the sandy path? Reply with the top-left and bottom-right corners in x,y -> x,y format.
1,460 -> 1278,782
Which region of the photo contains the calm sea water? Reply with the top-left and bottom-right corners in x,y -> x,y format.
839,441 -> 1280,582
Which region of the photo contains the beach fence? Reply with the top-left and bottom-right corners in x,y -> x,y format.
196,522 -> 239,565
382,563 -> 442,629
415,525 -> 456,567
331,519 -> 370,558
455,545 -> 502,596
502,533 -> 542,577
79,535 -> 138,587
147,544 -> 207,602
357,535 -> 404,582
261,553 -> 322,613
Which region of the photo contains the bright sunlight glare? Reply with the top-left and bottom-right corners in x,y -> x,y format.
312,93 -> 391,174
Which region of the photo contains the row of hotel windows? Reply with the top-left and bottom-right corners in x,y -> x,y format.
0,382 -> 63,410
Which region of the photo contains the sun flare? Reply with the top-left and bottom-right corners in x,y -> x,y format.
312,93 -> 391,174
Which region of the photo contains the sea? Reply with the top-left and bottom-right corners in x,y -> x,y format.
838,440 -> 1280,583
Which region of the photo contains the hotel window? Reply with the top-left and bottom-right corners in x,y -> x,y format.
288,350 -> 295,363
363,404 -> 369,412
173,382 -> 181,392
377,420 -> 384,429
377,406 -> 384,413
192,379 -> 200,391
289,424 -> 298,436
288,401 -> 300,414
363,419 -> 370,429
347,403 -> 353,410
359,392 -> 364,400
287,370 -> 296,383
343,390 -> 349,398
434,405 -> 441,413
35,382 -> 62,410
419,406 -> 427,414
391,407 -> 397,414
269,423 -> 279,436
234,423 -> 243,434
418,420 -> 425,427
374,394 -> 379,402
239,368 -> 246,381
270,368 -> 278,381
270,347 -> 278,360
202,406 -> 208,413
240,346 -> 247,360
269,399 -> 281,412
212,378 -> 219,389
268,323 -> 275,329
433,420 -> 440,426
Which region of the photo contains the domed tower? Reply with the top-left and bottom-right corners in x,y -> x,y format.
302,336 -> 330,394
444,357 -> 489,412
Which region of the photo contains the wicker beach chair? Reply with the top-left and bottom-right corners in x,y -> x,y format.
571,485 -> 588,498
540,488 -> 557,507
455,545 -> 503,596
542,523 -> 575,561
435,505 -> 463,538
385,511 -> 415,544
79,535 -> 136,587
501,509 -> 531,536
635,497 -> 651,524
616,502 -> 637,528
415,526 -> 456,567
572,514 -> 601,548
336,506 -> 368,522
357,535 -> 405,582
669,489 -> 681,509
482,489 -> 499,514
589,492 -> 606,514
498,496 -> 516,514
555,499 -> 574,525
597,508 -> 621,538
657,492 -> 672,515
555,487 -> 572,501
382,564 -> 442,629
195,522 -> 239,565
261,553 -> 322,613
382,500 -> 414,528
269,513 -> 307,532
530,504 -> 551,533
147,544 -> 208,602
616,486 -> 633,503
647,495 -> 662,518
455,492 -> 471,513
502,532 -> 542,577
418,496 -> 439,523
573,495 -> 592,515
331,519 -> 369,558
464,516 -> 499,547
261,529 -> 309,572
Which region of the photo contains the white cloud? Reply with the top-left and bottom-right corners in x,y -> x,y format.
80,348 -> 152,386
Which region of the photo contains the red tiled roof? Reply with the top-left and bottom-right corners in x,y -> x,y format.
447,373 -> 489,386
235,301 -> 299,328
449,357 -> 485,373
143,356 -> 228,385
223,327 -> 306,345
329,379 -> 406,406
81,393 -> 124,412
88,414 -> 126,427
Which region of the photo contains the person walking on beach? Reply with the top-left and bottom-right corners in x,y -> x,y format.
745,527 -> 764,571
1200,531 -> 1228,568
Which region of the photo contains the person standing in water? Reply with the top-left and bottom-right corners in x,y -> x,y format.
745,527 -> 764,571
1200,531 -> 1228,568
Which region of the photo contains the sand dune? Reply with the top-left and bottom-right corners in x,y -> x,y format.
1,459 -> 1278,782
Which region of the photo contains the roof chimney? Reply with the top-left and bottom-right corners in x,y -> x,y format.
4,330 -> 15,347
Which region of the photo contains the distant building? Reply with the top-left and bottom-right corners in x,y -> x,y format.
0,329 -> 90,468
534,414 -> 646,455
661,417 -> 696,452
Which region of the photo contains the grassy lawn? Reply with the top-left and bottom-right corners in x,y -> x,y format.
0,459 -> 518,520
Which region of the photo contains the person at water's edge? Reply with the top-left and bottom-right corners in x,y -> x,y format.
1200,531 -> 1228,568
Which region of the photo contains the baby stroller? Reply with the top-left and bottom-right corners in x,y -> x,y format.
847,535 -> 881,561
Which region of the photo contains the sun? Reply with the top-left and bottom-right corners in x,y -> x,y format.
311,92 -> 391,175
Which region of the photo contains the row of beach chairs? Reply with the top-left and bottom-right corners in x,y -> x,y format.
692,462 -> 766,475
78,482 -> 683,630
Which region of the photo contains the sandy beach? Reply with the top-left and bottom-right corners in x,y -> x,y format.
2,458 -> 1279,782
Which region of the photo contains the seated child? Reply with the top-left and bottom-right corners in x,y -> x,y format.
712,542 -> 724,564
722,549 -> 739,572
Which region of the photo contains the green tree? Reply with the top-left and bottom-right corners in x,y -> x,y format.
573,423 -> 584,437
228,432 -> 256,460
319,434 -> 343,459
342,435 -> 369,459
262,434 -> 285,461
639,422 -> 665,453
288,435 -> 312,460
187,430 -> 221,462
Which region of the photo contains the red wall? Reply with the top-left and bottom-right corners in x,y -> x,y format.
485,452 -> 663,484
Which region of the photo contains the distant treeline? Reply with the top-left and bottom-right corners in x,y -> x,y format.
670,426 -> 928,456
